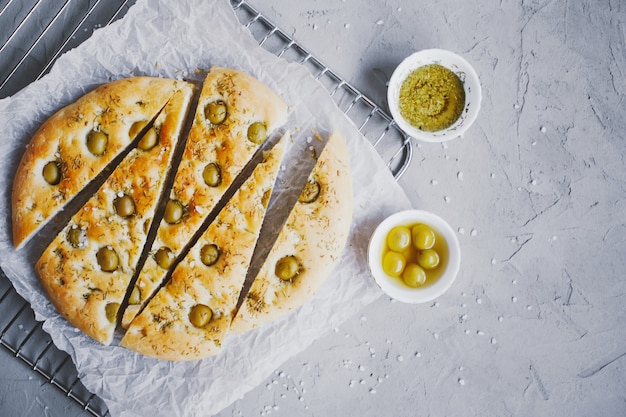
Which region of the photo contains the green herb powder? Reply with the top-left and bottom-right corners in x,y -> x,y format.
398,64 -> 465,132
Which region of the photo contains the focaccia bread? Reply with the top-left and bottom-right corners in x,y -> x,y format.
230,131 -> 353,334
121,137 -> 287,360
122,66 -> 288,328
35,84 -> 195,345
12,77 -> 190,249
18,67 -> 357,362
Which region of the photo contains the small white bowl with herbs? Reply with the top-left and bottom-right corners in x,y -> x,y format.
388,49 -> 481,142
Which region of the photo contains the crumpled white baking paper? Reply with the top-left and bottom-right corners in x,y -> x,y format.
0,0 -> 412,416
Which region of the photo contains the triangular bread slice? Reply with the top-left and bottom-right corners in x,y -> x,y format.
12,77 -> 190,249
120,137 -> 287,360
230,131 -> 353,334
121,67 -> 288,328
34,84 -> 195,345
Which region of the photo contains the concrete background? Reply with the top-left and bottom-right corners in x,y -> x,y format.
1,0 -> 625,416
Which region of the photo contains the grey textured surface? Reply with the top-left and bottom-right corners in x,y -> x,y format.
1,0 -> 625,416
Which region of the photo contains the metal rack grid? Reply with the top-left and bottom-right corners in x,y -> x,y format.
229,0 -> 412,180
0,1 -> 413,416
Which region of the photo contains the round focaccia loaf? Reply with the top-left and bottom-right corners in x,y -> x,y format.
35,84 -> 195,345
122,66 -> 288,328
230,131 -> 353,334
12,77 -> 190,249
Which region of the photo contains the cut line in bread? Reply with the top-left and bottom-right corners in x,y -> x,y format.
121,67 -> 288,328
12,77 -> 191,249
120,136 -> 287,360
35,83 -> 195,345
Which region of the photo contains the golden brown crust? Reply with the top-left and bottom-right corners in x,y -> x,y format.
12,77 -> 190,249
120,139 -> 287,360
122,67 -> 288,328
230,131 -> 353,334
35,83 -> 195,345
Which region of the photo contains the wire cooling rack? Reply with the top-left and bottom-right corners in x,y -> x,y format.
0,1 -> 413,416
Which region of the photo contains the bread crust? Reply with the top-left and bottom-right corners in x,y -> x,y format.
121,139 -> 286,360
230,131 -> 353,334
35,83 -> 194,345
122,67 -> 288,328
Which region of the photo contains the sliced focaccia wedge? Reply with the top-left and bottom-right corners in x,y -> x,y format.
121,66 -> 288,328
230,131 -> 353,334
120,137 -> 287,360
34,84 -> 195,345
12,77 -> 191,249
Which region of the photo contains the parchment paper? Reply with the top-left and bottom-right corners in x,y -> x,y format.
0,0 -> 412,416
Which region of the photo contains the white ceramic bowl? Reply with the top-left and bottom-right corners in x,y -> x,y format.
368,210 -> 461,303
387,49 -> 482,143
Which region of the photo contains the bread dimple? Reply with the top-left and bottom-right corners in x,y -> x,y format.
34,82 -> 195,345
230,131 -> 353,334
122,67 -> 288,328
12,77 -> 191,249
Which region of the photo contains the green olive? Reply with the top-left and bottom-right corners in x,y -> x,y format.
382,251 -> 406,277
164,199 -> 184,224
387,226 -> 411,252
86,130 -> 108,156
128,286 -> 141,305
417,249 -> 440,270
137,127 -> 158,151
96,246 -> 119,272
205,100 -> 227,125
66,225 -> 86,248
247,122 -> 267,144
105,302 -> 119,323
402,263 -> 427,287
275,255 -> 301,281
155,247 -> 175,269
202,163 -> 222,187
129,120 -> 148,139
42,161 -> 62,185
189,304 -> 213,328
200,244 -> 220,266
412,224 -> 436,250
298,180 -> 321,204
113,194 -> 136,217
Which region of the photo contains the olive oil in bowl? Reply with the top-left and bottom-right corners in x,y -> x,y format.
368,210 -> 461,304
